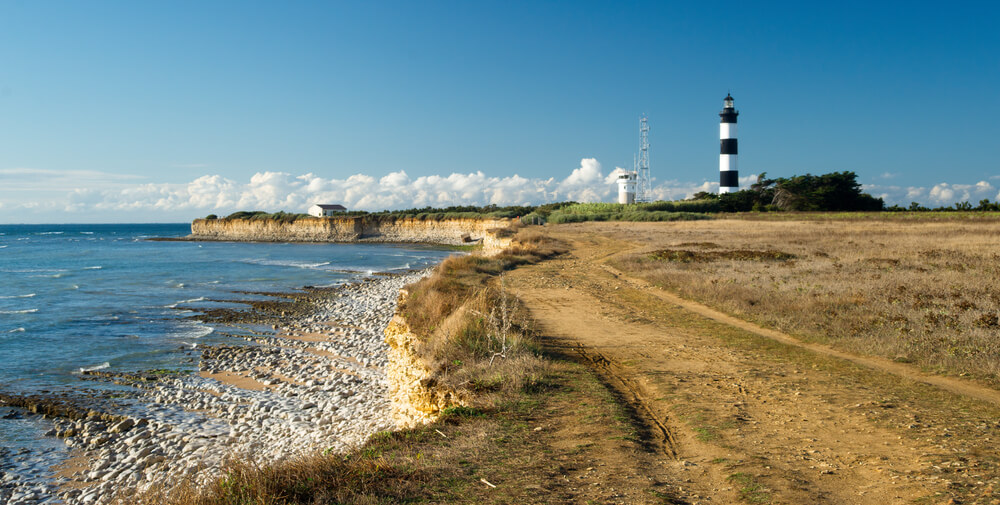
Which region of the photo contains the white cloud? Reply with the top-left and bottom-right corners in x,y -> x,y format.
865,180 -> 996,207
4,161 -> 999,222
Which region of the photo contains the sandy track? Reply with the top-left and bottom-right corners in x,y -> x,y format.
506,228 -> 1000,504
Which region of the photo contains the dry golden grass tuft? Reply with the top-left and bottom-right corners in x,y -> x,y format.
607,217 -> 1000,385
129,449 -> 423,505
401,229 -> 565,399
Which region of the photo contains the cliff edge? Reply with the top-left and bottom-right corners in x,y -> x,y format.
189,216 -> 512,247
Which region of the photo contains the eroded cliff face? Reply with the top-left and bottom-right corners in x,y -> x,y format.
383,314 -> 467,428
190,217 -> 511,246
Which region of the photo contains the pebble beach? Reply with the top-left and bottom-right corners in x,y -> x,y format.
0,270 -> 430,504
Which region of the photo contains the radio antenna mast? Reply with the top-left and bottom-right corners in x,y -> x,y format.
636,115 -> 651,202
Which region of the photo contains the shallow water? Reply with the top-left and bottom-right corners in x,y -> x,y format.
0,223 -> 454,458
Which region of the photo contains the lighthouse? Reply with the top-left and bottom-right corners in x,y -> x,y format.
719,94 -> 739,194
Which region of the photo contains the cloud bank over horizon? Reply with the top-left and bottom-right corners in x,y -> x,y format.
1,160 -> 997,222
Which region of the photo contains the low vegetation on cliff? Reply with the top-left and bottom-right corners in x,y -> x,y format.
399,230 -> 567,396
208,205 -> 538,223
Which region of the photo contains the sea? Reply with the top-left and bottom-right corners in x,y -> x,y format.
0,223 -> 455,479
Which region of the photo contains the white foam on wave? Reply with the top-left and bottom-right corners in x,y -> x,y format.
79,231 -> 94,235
79,362 -> 110,373
171,323 -> 214,339
3,268 -> 67,274
83,266 -> 102,270
0,245 -> 7,249
243,258 -> 333,269
8,328 -> 25,333
0,309 -> 38,314
165,296 -> 206,308
166,280 -> 186,288
36,231 -> 64,235
0,293 -> 35,299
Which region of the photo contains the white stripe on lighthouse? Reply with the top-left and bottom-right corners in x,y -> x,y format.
719,154 -> 738,172
720,122 -> 737,139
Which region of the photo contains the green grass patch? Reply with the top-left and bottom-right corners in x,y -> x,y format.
727,473 -> 772,504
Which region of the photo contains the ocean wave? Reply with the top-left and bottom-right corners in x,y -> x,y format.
0,294 -> 35,299
2,268 -> 68,273
0,309 -> 38,314
243,258 -> 333,269
7,328 -> 25,333
79,362 -> 110,373
165,296 -> 206,308
83,266 -> 102,270
328,266 -> 376,274
171,323 -> 214,339
166,280 -> 186,288
36,231 -> 64,235
0,245 -> 7,249
79,231 -> 94,235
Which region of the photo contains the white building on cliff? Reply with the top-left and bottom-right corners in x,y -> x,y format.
308,204 -> 347,217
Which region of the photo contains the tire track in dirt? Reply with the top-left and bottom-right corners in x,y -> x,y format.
570,343 -> 679,458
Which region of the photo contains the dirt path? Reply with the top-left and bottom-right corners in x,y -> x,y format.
507,229 -> 1000,504
596,261 -> 1000,408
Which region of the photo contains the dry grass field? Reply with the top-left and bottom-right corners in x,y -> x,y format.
606,215 -> 1000,386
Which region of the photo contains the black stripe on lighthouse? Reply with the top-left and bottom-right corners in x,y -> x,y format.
720,170 -> 739,188
720,138 -> 738,155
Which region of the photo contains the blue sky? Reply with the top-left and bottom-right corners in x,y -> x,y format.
1,1 -> 998,222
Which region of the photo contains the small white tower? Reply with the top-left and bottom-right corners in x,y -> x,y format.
617,171 -> 637,204
719,94 -> 739,194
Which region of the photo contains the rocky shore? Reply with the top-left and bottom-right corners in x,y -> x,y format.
0,271 -> 431,505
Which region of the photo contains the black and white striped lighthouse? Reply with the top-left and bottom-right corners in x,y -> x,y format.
718,94 -> 739,194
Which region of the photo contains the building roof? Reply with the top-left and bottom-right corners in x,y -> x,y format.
314,204 -> 346,210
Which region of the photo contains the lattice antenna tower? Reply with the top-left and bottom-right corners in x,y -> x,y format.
636,115 -> 651,202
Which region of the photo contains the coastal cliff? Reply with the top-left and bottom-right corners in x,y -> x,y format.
189,216 -> 512,246
383,312 -> 467,428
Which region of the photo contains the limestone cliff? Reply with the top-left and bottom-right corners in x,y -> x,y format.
383,312 -> 468,428
189,216 -> 511,246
